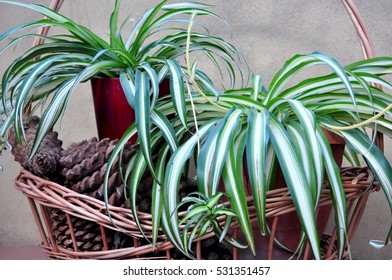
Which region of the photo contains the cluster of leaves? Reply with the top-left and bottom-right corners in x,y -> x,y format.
0,0 -> 246,156
177,192 -> 246,253
107,51 -> 392,259
1,0 -> 392,260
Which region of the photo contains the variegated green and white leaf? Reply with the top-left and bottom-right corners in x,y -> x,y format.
163,120 -> 217,254
119,71 -> 136,108
344,145 -> 361,167
13,54 -> 68,143
140,62 -> 159,112
268,114 -> 321,259
128,151 -> 148,240
340,128 -> 392,248
246,107 -> 269,235
288,100 -> 323,203
222,133 -> 255,255
251,74 -> 262,101
316,127 -> 348,259
210,107 -> 243,195
103,123 -> 138,227
151,145 -> 170,248
166,59 -> 187,129
151,110 -> 179,152
134,69 -> 159,182
212,220 -> 248,249
197,120 -> 222,196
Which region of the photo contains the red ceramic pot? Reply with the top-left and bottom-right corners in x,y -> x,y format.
91,78 -> 170,143
91,78 -> 135,142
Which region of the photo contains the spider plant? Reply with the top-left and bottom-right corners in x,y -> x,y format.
1,0 -> 392,261
0,0 -> 246,164
106,44 -> 392,259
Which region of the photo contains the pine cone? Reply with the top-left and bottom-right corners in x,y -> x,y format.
7,115 -> 63,182
59,138 -> 136,207
50,208 -> 115,252
60,137 -> 109,183
52,138 -> 140,251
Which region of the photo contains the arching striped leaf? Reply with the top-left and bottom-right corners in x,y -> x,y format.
134,69 -> 159,182
222,133 -> 255,255
163,120 -> 217,255
103,123 -> 138,229
119,71 -> 135,108
309,52 -> 357,110
151,110 -> 179,152
251,75 -> 262,101
316,127 -> 348,259
340,128 -> 392,248
128,151 -> 148,240
140,62 -> 159,112
166,59 -> 187,129
13,54 -> 68,144
268,115 -> 321,260
210,107 -> 243,195
246,108 -> 269,235
288,100 -> 323,203
197,121 -> 221,196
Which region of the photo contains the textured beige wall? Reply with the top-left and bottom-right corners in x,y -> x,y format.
0,0 -> 391,259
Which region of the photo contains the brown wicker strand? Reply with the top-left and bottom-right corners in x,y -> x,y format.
14,166 -> 379,259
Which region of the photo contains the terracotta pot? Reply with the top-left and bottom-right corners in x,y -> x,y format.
91,78 -> 170,142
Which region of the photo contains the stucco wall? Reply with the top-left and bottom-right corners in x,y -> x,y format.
0,0 -> 391,259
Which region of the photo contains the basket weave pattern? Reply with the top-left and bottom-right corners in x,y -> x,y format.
14,167 -> 378,259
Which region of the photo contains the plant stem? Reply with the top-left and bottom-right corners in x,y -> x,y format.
185,11 -> 227,112
325,103 -> 392,131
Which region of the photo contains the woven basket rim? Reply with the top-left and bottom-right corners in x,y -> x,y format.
14,166 -> 378,233
13,166 -> 379,259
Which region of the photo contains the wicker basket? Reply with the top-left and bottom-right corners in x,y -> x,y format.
12,0 -> 384,260
14,167 -> 379,260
